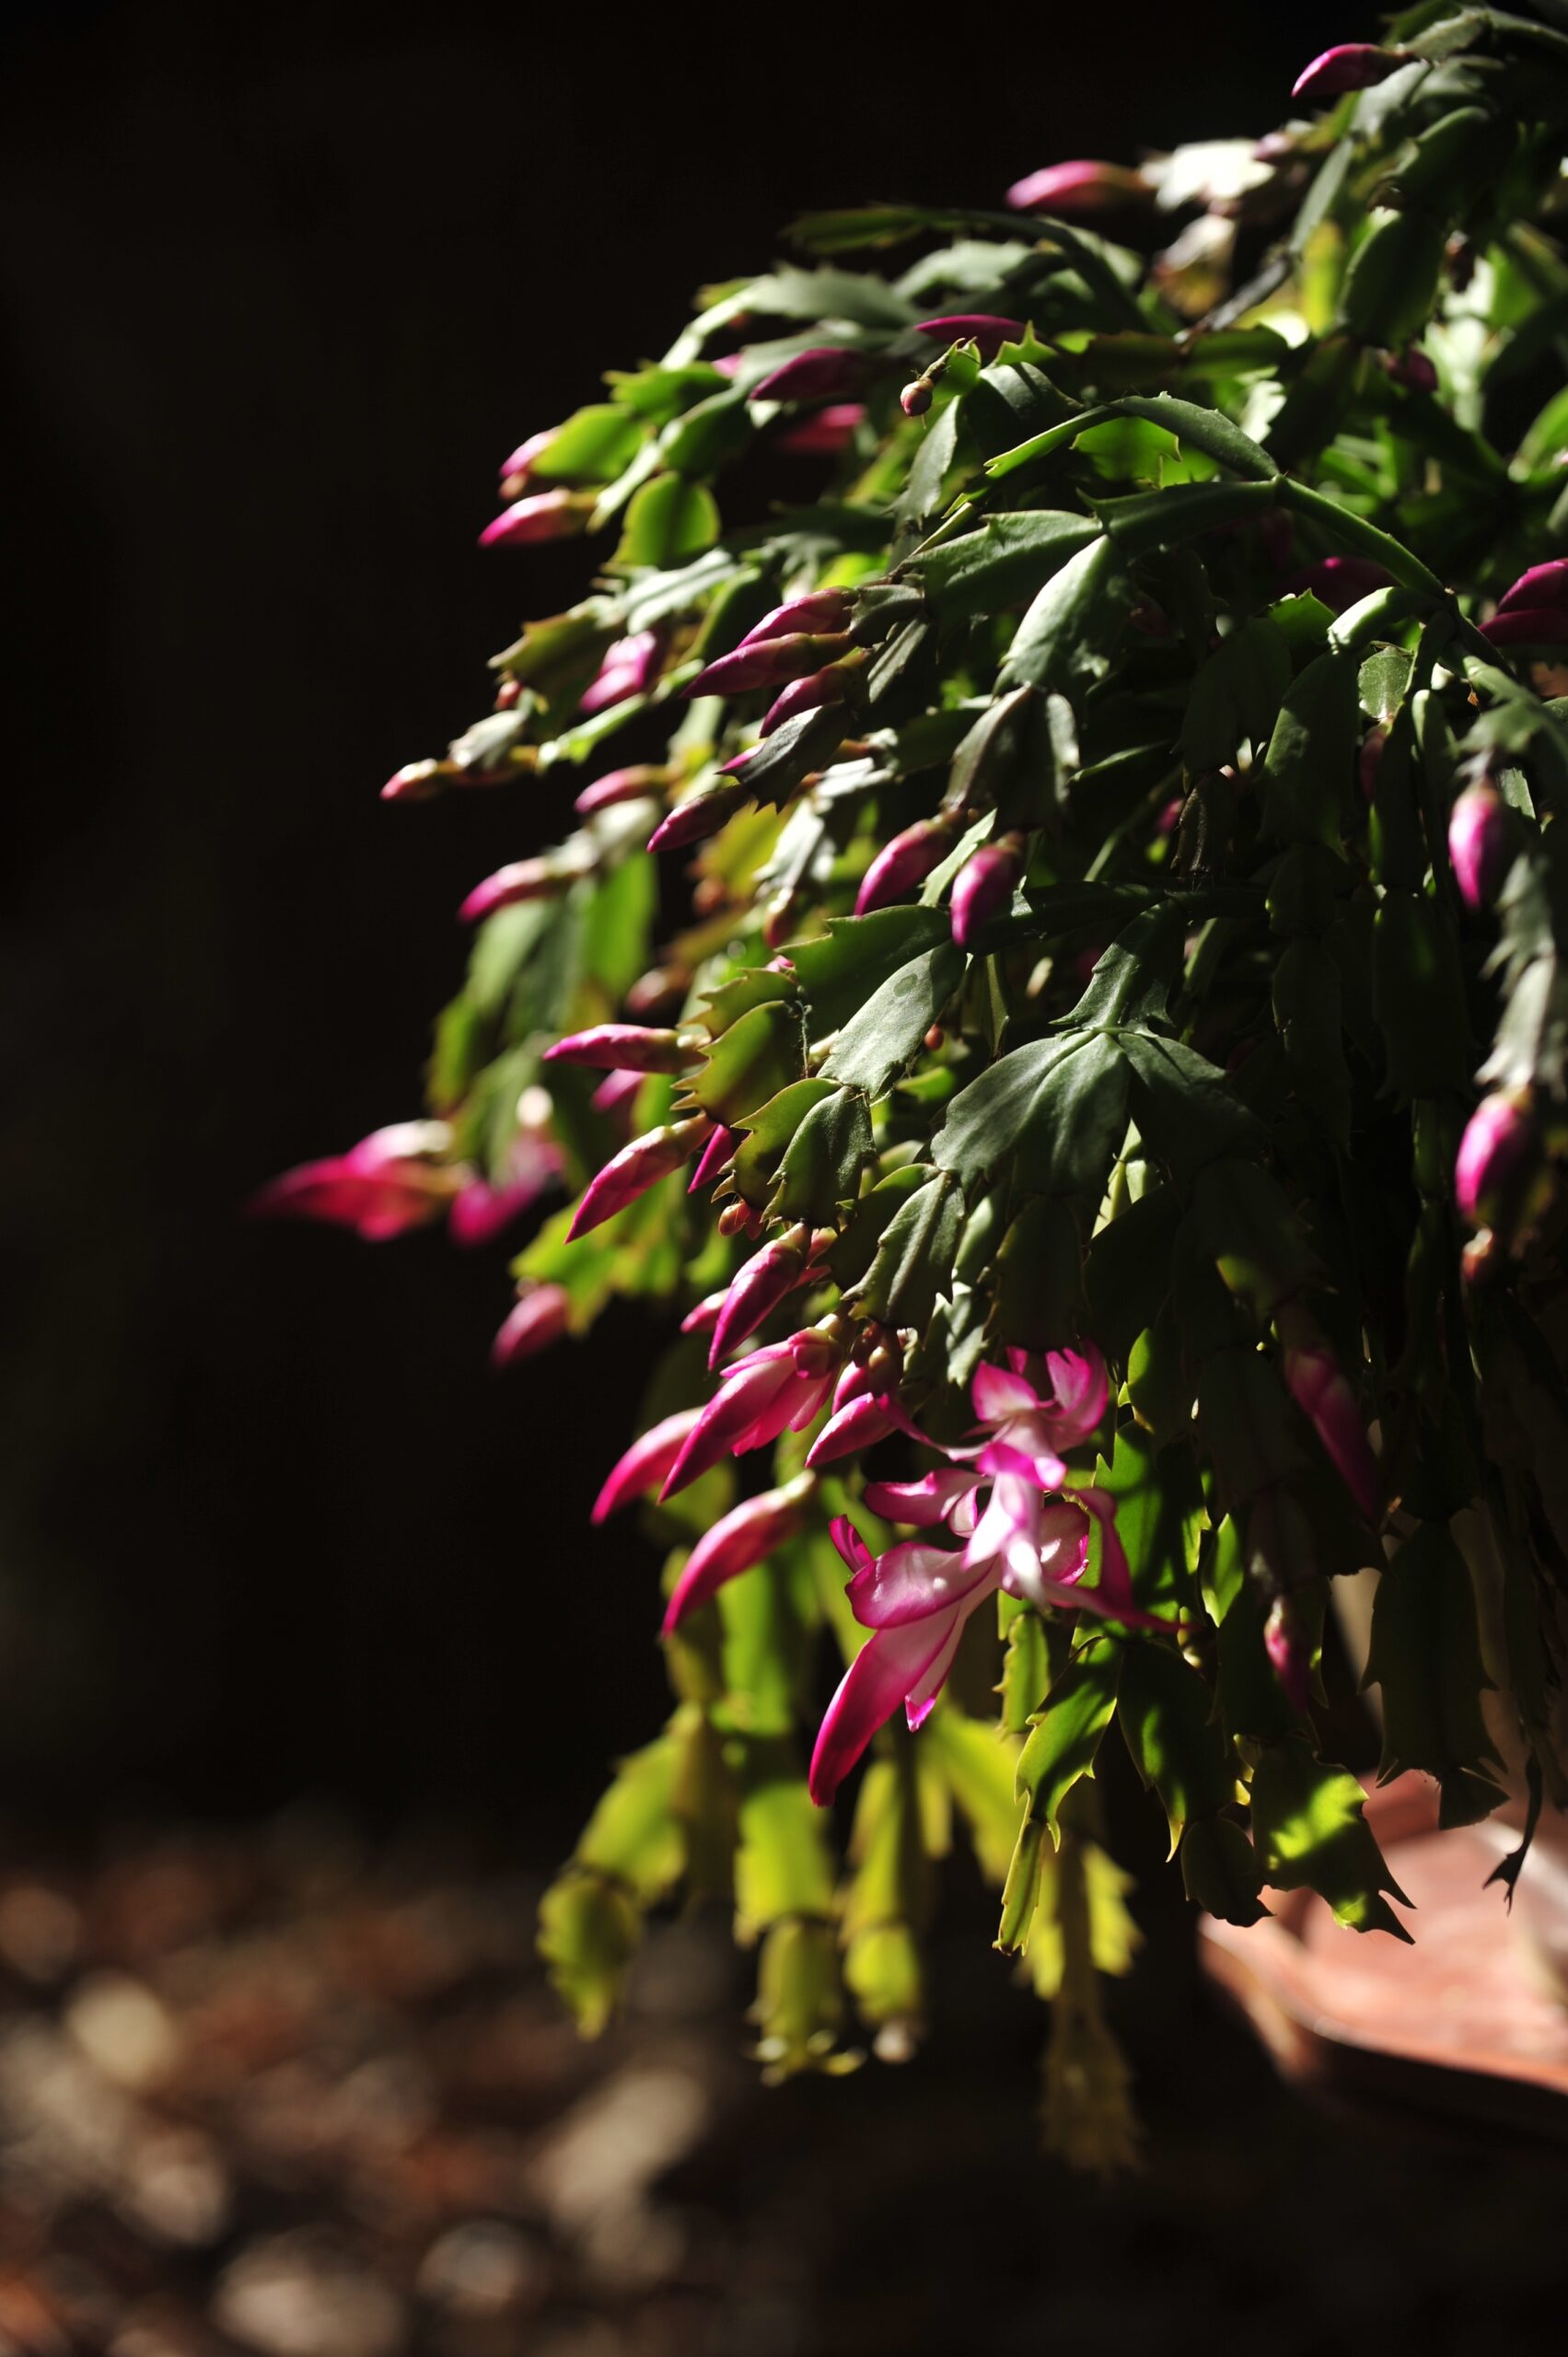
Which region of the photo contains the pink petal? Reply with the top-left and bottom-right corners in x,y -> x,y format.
847,1538 -> 989,1629
1041,1343 -> 1109,1443
971,1361 -> 1040,1422
591,1408 -> 704,1522
862,1470 -> 984,1528
904,1612 -> 970,1727
808,1613 -> 964,1805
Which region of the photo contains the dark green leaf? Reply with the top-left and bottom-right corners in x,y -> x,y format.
1250,1738 -> 1412,1939
1016,1637 -> 1121,1843
1365,1525 -> 1506,1829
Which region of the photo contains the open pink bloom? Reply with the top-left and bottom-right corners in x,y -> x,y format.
748,348 -> 869,403
915,313 -> 1026,359
1005,160 -> 1148,213
591,1407 -> 704,1523
685,631 -> 854,702
950,840 -> 1022,948
662,1475 -> 814,1634
662,1335 -> 840,1495
958,1347 -> 1110,1484
1278,1326 -> 1379,1520
449,1131 -> 564,1246
1448,783 -> 1511,911
578,632 -> 662,716
777,403 -> 865,456
1481,605 -> 1568,647
250,1121 -> 459,1241
566,1115 -> 711,1241
545,1025 -> 691,1074
1497,559 -> 1568,615
490,1283 -> 571,1369
478,489 -> 595,549
1291,42 -> 1404,102
855,819 -> 954,917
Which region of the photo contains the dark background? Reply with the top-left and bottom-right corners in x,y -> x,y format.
0,0 -> 1351,1830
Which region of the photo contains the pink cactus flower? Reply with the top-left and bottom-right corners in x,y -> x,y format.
380,760 -> 445,803
250,1121 -> 459,1241
777,403 -> 866,456
591,1407 -> 704,1522
950,838 -> 1023,949
661,1474 -> 815,1635
490,1283 -> 571,1369
449,1119 -> 564,1246
1447,782 -> 1512,911
646,782 -> 749,853
1455,1090 -> 1541,1231
915,314 -> 1027,359
1496,559 -> 1568,615
740,592 -> 856,647
1291,43 -> 1405,103
661,1334 -> 842,1496
1276,1314 -> 1379,1521
573,765 -> 670,818
566,1115 -> 712,1241
578,632 -> 662,716
497,429 -> 554,494
1277,553 -> 1393,611
748,348 -> 869,404
590,1066 -> 645,1123
545,1025 -> 693,1074
478,489 -> 596,550
708,1227 -> 819,1367
684,631 -> 854,702
855,819 -> 954,917
1479,606 -> 1568,648
1005,160 -> 1148,214
760,661 -> 854,737
458,859 -> 564,924
1264,1594 -> 1312,1715
689,1123 -> 742,1193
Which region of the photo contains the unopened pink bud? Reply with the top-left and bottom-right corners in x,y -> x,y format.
950,838 -> 1023,949
1291,42 -> 1405,103
709,1230 -> 813,1367
1479,606 -> 1568,648
915,314 -> 1026,359
1448,783 -> 1512,911
573,765 -> 669,817
490,1283 -> 571,1370
760,660 -> 855,738
854,819 -> 953,916
1277,1313 -> 1379,1521
1382,344 -> 1438,393
478,489 -> 596,550
740,591 -> 855,648
591,1067 -> 645,1121
689,1123 -> 741,1193
578,632 -> 662,717
900,379 -> 933,418
661,1476 -> 813,1633
805,1390 -> 899,1468
498,429 -> 553,487
1278,553 -> 1393,612
591,1407 -> 704,1522
749,347 -> 869,403
1006,160 -> 1148,214
566,1115 -> 712,1240
777,403 -> 865,456
545,1025 -> 692,1074
1264,1595 -> 1312,1715
1496,560 -> 1568,616
459,859 -> 563,923
680,1290 -> 726,1335
686,632 -> 854,701
380,760 -> 446,803
647,782 -> 749,853
1455,1090 -> 1543,1235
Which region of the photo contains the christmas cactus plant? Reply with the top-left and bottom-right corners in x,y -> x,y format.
263,6 -> 1568,2157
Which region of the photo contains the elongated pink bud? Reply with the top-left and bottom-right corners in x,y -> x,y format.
1291,43 -> 1404,102
578,632 -> 662,716
380,759 -> 446,803
647,782 -> 749,853
806,1391 -> 899,1468
1264,1595 -> 1312,1715
459,859 -> 563,923
685,632 -> 854,701
1496,560 -> 1568,616
777,403 -> 865,455
760,661 -> 854,737
249,1121 -> 459,1241
1448,783 -> 1512,911
749,348 -> 868,403
574,765 -> 669,817
854,819 -> 953,917
498,429 -> 554,493
566,1116 -> 711,1240
544,1025 -> 692,1074
740,591 -> 856,648
478,489 -> 597,549
1006,160 -> 1148,213
1276,1313 -> 1378,1521
661,1476 -> 813,1634
915,314 -> 1026,359
1481,605 -> 1568,647
1456,1090 -> 1545,1237
950,837 -> 1023,949
491,1283 -> 571,1369
689,1122 -> 741,1192
591,1407 -> 703,1522
680,1290 -> 726,1335
709,1229 -> 813,1368
591,1066 -> 645,1122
